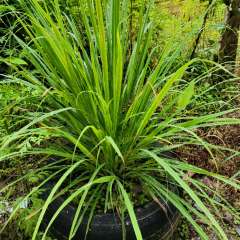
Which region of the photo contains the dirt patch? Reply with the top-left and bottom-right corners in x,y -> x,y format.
177,110 -> 240,176
175,110 -> 240,239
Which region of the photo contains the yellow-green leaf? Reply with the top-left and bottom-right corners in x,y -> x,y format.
177,81 -> 195,111
6,57 -> 28,66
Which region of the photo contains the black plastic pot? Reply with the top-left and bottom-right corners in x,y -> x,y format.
41,186 -> 180,240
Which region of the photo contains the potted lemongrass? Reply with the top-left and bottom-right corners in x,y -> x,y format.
1,0 -> 240,240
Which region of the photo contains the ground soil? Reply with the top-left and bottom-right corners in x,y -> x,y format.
174,110 -> 240,239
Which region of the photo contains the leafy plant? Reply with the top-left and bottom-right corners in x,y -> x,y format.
0,0 -> 27,77
1,1 -> 240,240
130,0 -> 224,61
17,193 -> 55,240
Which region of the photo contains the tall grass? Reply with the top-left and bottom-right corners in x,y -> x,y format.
0,0 -> 240,239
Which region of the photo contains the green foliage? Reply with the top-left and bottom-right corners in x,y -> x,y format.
59,0 -> 226,62
177,81 -> 195,111
128,0 -> 222,61
16,193 -> 55,240
0,84 -> 41,138
0,0 -> 25,76
0,1 -> 239,240
196,2 -> 226,59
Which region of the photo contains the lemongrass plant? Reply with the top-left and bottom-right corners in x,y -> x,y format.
1,0 -> 240,239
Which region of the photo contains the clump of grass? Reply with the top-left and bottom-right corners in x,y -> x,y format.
0,0 -> 240,240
